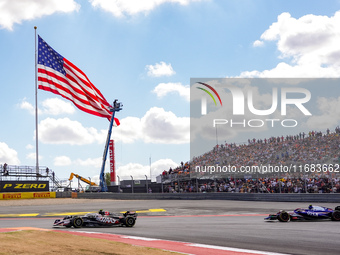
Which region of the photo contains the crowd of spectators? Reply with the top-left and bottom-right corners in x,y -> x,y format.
161,129 -> 340,193
162,161 -> 190,177
191,129 -> 340,170
163,174 -> 340,193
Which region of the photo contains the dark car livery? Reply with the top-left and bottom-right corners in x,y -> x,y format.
53,210 -> 137,228
265,205 -> 340,222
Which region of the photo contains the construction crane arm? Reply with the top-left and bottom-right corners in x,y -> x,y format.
69,172 -> 97,186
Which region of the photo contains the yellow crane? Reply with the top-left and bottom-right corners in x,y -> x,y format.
69,173 -> 98,187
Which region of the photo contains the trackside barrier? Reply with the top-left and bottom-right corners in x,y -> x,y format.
56,192 -> 72,198
73,192 -> 340,203
0,192 -> 56,200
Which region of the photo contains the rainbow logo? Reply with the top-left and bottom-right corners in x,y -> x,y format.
196,82 -> 223,106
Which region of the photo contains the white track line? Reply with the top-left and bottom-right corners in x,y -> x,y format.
188,244 -> 290,255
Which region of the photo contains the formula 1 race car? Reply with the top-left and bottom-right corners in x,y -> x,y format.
265,205 -> 340,222
53,210 -> 137,228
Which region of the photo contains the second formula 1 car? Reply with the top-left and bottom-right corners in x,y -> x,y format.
265,205 -> 340,222
53,210 -> 137,228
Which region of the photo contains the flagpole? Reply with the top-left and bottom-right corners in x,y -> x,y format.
34,26 -> 39,177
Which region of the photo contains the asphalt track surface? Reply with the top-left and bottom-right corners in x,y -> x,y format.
0,199 -> 339,255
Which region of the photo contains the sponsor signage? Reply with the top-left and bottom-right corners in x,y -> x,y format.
33,192 -> 52,198
0,181 -> 49,192
109,140 -> 116,184
2,193 -> 21,199
0,192 -> 56,200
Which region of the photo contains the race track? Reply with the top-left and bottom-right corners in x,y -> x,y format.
0,199 -> 339,255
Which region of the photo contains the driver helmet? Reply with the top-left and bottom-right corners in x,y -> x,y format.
308,204 -> 313,210
99,209 -> 104,215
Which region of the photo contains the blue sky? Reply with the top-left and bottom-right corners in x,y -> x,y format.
1,0 -> 340,183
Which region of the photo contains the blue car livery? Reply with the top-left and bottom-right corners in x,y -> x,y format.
265,205 -> 340,222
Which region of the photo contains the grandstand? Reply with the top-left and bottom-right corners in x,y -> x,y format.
160,130 -> 340,194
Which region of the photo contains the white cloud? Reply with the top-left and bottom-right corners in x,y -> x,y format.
142,107 -> 189,143
90,0 -> 202,17
19,98 -> 76,116
0,0 -> 80,30
305,96 -> 340,129
39,117 -> 106,145
116,162 -> 148,179
151,158 -> 180,175
112,107 -> 190,144
0,142 -> 20,165
74,157 -> 102,167
41,98 -> 75,115
240,62 -> 340,78
153,82 -> 189,101
116,158 -> 178,181
113,116 -> 143,144
26,152 -> 42,161
146,61 -> 176,77
53,155 -> 100,168
246,11 -> 340,78
19,99 -> 36,115
26,144 -> 34,150
253,40 -> 264,47
54,156 -> 72,166
36,107 -> 188,145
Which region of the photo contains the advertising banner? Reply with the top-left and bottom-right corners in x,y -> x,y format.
0,181 -> 49,192
0,192 -> 56,200
109,140 -> 116,184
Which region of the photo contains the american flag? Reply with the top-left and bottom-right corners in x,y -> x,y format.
37,35 -> 120,126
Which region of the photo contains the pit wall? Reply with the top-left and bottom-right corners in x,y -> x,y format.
66,192 -> 340,203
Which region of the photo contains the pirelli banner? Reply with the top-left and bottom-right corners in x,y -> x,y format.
0,192 -> 56,200
0,181 -> 49,193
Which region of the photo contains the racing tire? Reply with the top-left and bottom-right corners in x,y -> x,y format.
124,216 -> 136,227
331,211 -> 340,221
72,217 -> 83,228
277,211 -> 290,222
